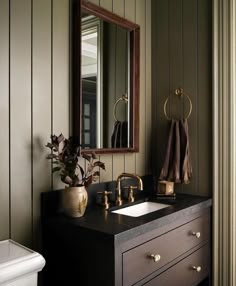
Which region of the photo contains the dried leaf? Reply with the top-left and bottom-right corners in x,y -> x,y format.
87,162 -> 93,172
51,134 -> 57,142
92,152 -> 98,159
94,161 -> 105,170
84,176 -> 93,188
76,146 -> 81,157
93,171 -> 100,177
77,164 -> 84,178
63,175 -> 73,185
82,153 -> 92,162
46,133 -> 105,188
45,143 -> 54,149
52,166 -> 61,173
46,154 -> 58,159
57,133 -> 64,143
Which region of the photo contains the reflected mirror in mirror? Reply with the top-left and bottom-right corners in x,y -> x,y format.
81,12 -> 129,149
77,1 -> 140,154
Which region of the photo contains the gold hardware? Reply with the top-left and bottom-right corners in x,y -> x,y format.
163,87 -> 192,120
157,180 -> 174,195
192,266 -> 202,272
149,254 -> 161,263
116,194 -> 123,206
124,186 -> 137,203
115,173 -> 143,206
192,231 -> 201,238
97,191 -> 112,210
128,189 -> 134,202
113,94 -> 128,121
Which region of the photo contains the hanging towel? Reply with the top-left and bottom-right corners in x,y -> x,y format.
111,121 -> 120,148
159,119 -> 192,184
111,121 -> 128,148
168,120 -> 181,182
179,119 -> 192,183
159,119 -> 175,180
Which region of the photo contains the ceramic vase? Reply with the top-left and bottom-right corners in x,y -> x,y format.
62,186 -> 88,218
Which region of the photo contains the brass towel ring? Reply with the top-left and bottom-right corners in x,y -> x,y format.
164,88 -> 192,120
113,94 -> 128,121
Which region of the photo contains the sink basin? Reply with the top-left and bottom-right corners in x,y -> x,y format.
111,201 -> 170,217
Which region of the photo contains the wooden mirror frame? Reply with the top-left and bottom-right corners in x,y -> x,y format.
72,0 -> 140,154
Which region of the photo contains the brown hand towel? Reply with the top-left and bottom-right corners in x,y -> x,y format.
168,120 -> 181,183
159,120 -> 175,180
159,119 -> 192,184
111,121 -> 121,148
180,119 -> 192,183
111,121 -> 128,148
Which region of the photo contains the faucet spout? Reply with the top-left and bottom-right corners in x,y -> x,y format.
115,173 -> 143,206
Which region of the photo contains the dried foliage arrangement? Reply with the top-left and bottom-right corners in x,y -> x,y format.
46,134 -> 105,188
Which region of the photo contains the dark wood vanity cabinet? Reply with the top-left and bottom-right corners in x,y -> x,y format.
122,211 -> 210,286
42,195 -> 211,286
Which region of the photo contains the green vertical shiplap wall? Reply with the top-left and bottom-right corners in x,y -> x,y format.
0,0 -> 152,247
152,0 -> 212,196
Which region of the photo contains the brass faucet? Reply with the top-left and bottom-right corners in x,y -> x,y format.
115,173 -> 143,206
97,191 -> 112,210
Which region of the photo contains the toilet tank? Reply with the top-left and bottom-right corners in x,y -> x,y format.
0,239 -> 45,286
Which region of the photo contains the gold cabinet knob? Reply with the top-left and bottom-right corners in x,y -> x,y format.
192,231 -> 201,238
192,266 -> 202,272
150,254 -> 161,262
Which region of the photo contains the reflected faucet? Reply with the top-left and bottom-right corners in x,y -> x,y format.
115,173 -> 143,206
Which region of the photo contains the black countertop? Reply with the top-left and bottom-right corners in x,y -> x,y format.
42,193 -> 212,244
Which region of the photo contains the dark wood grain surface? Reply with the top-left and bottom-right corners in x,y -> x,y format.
144,243 -> 210,286
123,213 -> 210,286
42,193 -> 212,286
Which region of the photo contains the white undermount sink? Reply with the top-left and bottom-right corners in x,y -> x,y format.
111,201 -> 170,217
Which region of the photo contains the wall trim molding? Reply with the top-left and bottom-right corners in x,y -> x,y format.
213,0 -> 236,285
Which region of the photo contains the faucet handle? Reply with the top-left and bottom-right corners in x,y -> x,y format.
123,185 -> 138,191
97,191 -> 112,195
97,191 -> 112,210
123,186 -> 137,202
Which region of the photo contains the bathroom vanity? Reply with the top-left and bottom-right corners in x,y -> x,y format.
42,194 -> 212,286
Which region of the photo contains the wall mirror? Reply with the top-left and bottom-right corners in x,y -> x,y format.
72,0 -> 140,154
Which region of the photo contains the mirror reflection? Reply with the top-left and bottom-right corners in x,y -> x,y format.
81,10 -> 130,149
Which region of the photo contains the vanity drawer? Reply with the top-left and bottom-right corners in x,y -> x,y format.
144,243 -> 210,286
123,214 -> 210,286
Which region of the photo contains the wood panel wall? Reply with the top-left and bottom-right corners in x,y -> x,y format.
0,0 -> 151,247
152,0 -> 212,196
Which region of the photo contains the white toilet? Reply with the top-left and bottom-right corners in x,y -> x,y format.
0,239 -> 45,286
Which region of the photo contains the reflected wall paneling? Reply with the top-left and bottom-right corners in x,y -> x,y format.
0,0 -> 10,240
99,0 -> 114,183
152,0 -> 212,196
